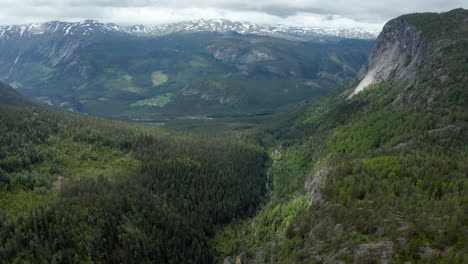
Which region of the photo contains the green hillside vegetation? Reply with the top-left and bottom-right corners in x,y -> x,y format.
0,86 -> 269,263
151,71 -> 169,87
131,93 -> 174,107
403,8 -> 468,40
213,9 -> 468,263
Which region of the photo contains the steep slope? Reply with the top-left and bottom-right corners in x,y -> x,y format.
350,8 -> 468,98
348,16 -> 426,97
0,25 -> 372,121
215,8 -> 468,263
0,81 -> 33,106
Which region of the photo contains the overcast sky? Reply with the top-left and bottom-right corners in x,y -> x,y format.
0,0 -> 466,31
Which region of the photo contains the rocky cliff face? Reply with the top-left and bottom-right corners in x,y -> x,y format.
206,46 -> 275,64
348,8 -> 468,103
348,17 -> 427,98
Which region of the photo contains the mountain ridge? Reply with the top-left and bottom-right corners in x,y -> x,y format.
0,19 -> 379,42
0,21 -> 373,121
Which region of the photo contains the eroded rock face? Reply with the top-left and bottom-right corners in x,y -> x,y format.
209,47 -> 241,62
207,46 -> 275,64
239,49 -> 275,63
349,18 -> 427,98
305,165 -> 330,202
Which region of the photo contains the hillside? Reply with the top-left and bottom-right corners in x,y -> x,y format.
214,8 -> 468,263
0,20 -> 373,123
0,82 -> 33,106
0,81 -> 269,263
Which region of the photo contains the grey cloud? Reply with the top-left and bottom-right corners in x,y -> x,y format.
0,0 -> 465,28
19,0 -> 153,6
223,4 -> 331,18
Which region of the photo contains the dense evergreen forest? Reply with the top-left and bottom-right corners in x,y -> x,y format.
0,100 -> 268,263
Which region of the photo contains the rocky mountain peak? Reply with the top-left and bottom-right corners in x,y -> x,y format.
0,19 -> 379,42
348,8 -> 468,98
348,17 -> 426,98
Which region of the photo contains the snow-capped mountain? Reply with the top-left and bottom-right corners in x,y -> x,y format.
123,19 -> 379,40
0,20 -> 119,39
0,19 -> 379,41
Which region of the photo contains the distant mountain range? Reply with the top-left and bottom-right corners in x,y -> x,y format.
0,17 -> 373,120
0,19 -> 379,42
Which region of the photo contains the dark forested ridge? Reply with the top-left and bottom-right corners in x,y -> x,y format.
0,83 -> 268,263
0,82 -> 33,107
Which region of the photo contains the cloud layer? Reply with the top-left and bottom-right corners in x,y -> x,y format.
0,0 -> 465,31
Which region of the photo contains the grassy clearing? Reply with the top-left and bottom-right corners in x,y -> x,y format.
131,93 -> 174,107
189,56 -> 211,68
122,74 -> 133,82
121,86 -> 145,94
304,80 -> 320,88
151,71 -> 169,87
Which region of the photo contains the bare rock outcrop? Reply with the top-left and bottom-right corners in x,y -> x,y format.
348,17 -> 427,98
207,46 -> 275,64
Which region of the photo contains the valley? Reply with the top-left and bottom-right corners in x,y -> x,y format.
0,20 -> 373,128
0,8 -> 467,264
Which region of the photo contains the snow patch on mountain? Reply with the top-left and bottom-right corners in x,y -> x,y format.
0,19 -> 379,41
